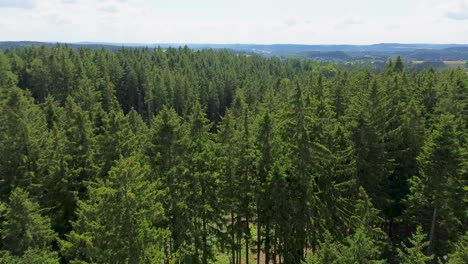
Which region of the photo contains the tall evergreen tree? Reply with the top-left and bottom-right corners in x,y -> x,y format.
184,102 -> 219,264
406,114 -> 465,255
61,157 -> 168,263
0,188 -> 57,256
397,226 -> 434,264
0,87 -> 47,199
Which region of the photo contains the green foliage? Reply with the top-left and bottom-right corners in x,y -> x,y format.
0,188 -> 57,256
338,227 -> 385,264
61,157 -> 168,263
0,45 -> 466,263
0,50 -> 18,87
447,232 -> 468,264
406,114 -> 465,254
0,87 -> 47,199
307,228 -> 385,264
0,249 -> 59,264
306,231 -> 341,264
397,226 -> 434,264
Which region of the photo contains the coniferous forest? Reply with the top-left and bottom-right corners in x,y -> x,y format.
0,45 -> 466,263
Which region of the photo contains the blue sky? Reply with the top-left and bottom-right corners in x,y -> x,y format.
1,0 -> 468,44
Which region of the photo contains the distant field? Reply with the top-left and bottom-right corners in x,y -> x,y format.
411,60 -> 466,67
443,60 -> 466,67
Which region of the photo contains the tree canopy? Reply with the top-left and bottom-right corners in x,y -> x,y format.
0,45 -> 466,263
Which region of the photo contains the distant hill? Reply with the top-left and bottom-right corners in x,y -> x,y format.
0,41 -> 129,51
405,47 -> 468,61
1,41 -> 467,67
298,51 -> 352,61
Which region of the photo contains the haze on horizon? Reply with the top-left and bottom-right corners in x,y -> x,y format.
1,0 -> 468,45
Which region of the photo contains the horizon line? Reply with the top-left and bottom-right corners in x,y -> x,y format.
2,40 -> 468,46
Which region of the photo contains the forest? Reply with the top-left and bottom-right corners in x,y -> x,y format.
0,44 -> 466,263
2,42 -> 468,67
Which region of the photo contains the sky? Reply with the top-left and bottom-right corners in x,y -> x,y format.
0,0 -> 468,44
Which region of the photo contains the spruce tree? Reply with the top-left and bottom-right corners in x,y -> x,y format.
0,188 -> 57,256
0,87 -> 47,199
447,232 -> 468,264
146,105 -> 189,260
406,114 -> 465,255
61,157 -> 168,263
397,226 -> 434,264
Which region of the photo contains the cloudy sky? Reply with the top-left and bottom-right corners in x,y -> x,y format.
0,0 -> 468,44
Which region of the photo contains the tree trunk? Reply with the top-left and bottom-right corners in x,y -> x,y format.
246,213 -> 250,264
304,220 -> 308,259
231,212 -> 235,264
237,218 -> 242,264
201,181 -> 208,264
273,226 -> 277,264
265,221 -> 270,264
147,103 -> 152,125
427,206 -> 437,255
311,208 -> 317,253
202,214 -> 208,264
257,202 -> 261,264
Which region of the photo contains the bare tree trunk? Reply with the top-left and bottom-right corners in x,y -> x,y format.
427,206 -> 437,255
232,212 -> 235,264
273,226 -> 277,264
237,218 -> 242,264
257,202 -> 261,264
311,208 -> 317,253
169,234 -> 173,260
246,213 -> 250,264
202,213 -> 208,264
147,103 -> 152,126
265,222 -> 270,264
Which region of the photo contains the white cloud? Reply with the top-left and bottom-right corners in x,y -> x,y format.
445,0 -> 468,20
99,5 -> 118,13
0,0 -> 467,44
0,0 -> 35,9
285,18 -> 297,27
334,17 -> 365,30
342,17 -> 364,25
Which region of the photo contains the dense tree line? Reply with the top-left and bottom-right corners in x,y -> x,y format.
0,45 -> 466,263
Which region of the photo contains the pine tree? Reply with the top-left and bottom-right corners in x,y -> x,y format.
0,50 -> 18,88
351,187 -> 387,243
48,46 -> 77,103
312,123 -> 357,242
184,102 -> 219,264
61,157 -> 168,263
338,227 -> 385,264
352,114 -> 389,210
447,232 -> 468,264
397,226 -> 434,264
63,96 -> 96,199
276,81 -> 311,263
387,100 -> 424,229
255,111 -> 275,264
146,105 -> 190,261
306,231 -> 340,264
36,95 -> 97,236
95,108 -> 137,178
0,87 -> 47,199
216,110 -> 240,264
406,114 -> 465,255
26,57 -> 51,102
394,56 -> 404,73
0,188 -> 57,255
0,248 -> 59,264
36,96 -> 74,236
